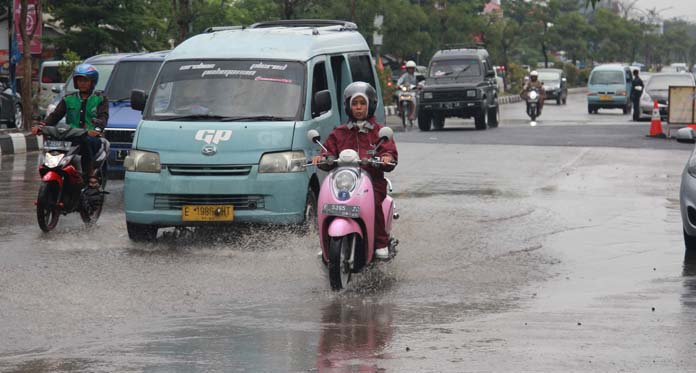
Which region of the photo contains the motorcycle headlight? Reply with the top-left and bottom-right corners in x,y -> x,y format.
529,91 -> 538,100
333,170 -> 358,195
258,151 -> 306,173
44,152 -> 64,168
124,149 -> 161,173
424,92 -> 433,99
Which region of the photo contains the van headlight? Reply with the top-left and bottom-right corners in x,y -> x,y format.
258,151 -> 306,173
124,149 -> 161,173
424,92 -> 433,99
688,148 -> 696,178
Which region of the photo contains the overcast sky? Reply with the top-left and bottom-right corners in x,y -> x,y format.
634,0 -> 696,22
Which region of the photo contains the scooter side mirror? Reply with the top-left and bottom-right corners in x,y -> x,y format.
307,129 -> 321,144
378,127 -> 394,142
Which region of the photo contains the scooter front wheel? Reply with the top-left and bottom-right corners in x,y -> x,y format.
328,235 -> 354,291
36,181 -> 60,232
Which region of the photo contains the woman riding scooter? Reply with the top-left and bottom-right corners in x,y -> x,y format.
312,82 -> 398,259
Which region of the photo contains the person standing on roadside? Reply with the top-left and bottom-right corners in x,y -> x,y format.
630,69 -> 644,122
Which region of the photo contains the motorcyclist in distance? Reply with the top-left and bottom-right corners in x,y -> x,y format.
397,60 -> 418,87
32,64 -> 109,180
520,70 -> 545,114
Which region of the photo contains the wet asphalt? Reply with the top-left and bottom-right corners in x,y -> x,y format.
1,93 -> 695,372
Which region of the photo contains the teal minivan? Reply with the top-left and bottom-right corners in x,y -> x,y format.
587,64 -> 633,114
124,20 -> 386,241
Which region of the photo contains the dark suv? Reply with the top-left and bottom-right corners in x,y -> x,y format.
417,47 -> 499,131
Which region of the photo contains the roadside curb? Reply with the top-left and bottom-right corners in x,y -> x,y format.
0,132 -> 42,156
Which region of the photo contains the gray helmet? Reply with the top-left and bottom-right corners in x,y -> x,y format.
343,81 -> 378,119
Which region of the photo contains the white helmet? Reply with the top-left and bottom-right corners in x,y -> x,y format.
530,70 -> 539,77
405,60 -> 416,68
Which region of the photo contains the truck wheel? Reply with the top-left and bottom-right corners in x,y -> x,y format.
432,115 -> 445,130
418,110 -> 432,131
487,105 -> 499,128
474,108 -> 488,130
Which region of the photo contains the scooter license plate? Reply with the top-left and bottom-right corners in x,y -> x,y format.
182,205 -> 234,222
322,204 -> 360,218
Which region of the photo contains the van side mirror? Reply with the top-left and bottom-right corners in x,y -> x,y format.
486,70 -> 495,78
131,89 -> 147,112
312,89 -> 331,117
676,127 -> 696,144
416,75 -> 426,83
562,77 -> 567,82
51,85 -> 62,94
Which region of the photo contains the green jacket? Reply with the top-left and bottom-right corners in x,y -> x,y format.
44,91 -> 110,130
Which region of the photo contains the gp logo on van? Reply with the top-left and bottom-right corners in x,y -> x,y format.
195,130 -> 232,145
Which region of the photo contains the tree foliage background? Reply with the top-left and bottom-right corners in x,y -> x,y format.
42,0 -> 696,77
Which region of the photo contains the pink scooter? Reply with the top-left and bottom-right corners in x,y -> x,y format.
307,128 -> 399,291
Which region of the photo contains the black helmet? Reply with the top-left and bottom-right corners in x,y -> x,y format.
343,81 -> 378,119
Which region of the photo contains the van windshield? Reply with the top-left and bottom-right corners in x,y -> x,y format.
105,61 -> 163,101
590,71 -> 625,85
146,60 -> 305,121
429,59 -> 481,78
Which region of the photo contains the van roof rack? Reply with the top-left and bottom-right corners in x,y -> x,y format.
442,43 -> 486,50
249,19 -> 358,31
204,26 -> 244,33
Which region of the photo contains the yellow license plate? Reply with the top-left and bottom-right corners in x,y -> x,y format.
182,205 -> 234,222
599,95 -> 612,101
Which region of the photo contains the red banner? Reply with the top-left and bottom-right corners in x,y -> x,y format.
14,0 -> 42,55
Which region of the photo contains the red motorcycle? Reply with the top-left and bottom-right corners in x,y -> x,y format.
35,123 -> 109,232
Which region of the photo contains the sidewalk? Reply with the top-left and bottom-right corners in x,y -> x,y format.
0,130 -> 42,156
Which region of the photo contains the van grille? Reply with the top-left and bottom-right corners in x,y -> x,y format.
166,165 -> 252,176
153,194 -> 265,210
104,129 -> 135,144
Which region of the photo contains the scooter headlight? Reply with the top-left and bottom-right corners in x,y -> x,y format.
333,170 -> 358,200
44,152 -> 64,169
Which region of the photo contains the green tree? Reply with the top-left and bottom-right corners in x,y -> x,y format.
549,11 -> 593,65
46,0 -> 169,57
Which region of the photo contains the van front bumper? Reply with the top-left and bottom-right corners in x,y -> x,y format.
124,168 -> 309,226
588,96 -> 628,108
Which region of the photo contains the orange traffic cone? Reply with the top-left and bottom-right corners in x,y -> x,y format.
647,100 -> 666,138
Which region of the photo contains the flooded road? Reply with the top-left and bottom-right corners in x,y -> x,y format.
2,95 -> 696,371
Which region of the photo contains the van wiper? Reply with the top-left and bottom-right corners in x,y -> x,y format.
111,96 -> 131,103
157,114 -> 238,121
453,65 -> 472,79
221,115 -> 289,122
